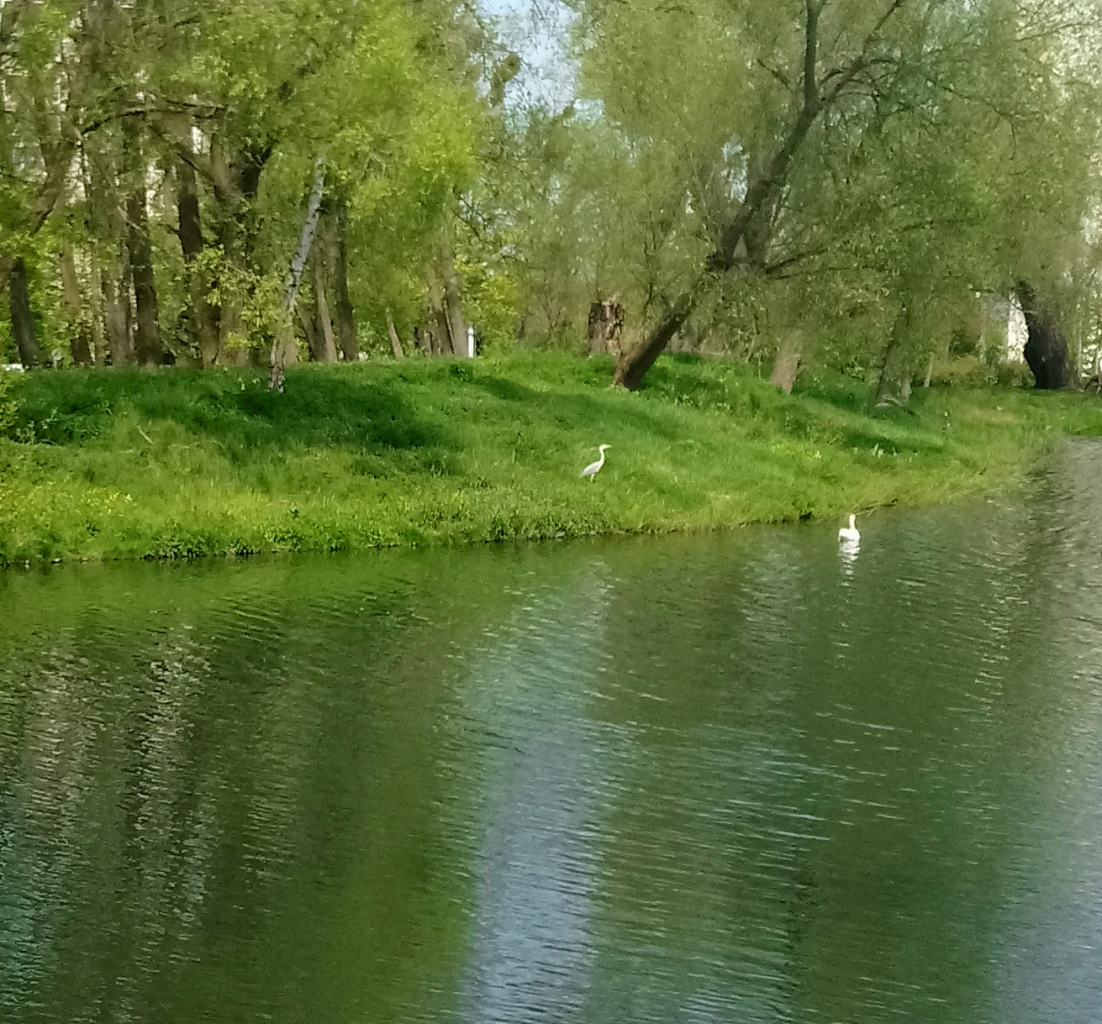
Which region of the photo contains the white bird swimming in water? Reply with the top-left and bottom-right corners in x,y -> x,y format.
580,444 -> 611,480
838,514 -> 860,543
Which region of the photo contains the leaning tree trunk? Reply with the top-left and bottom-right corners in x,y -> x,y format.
612,0 -> 909,391
588,297 -> 624,356
9,257 -> 40,367
613,292 -> 694,389
270,155 -> 326,389
386,308 -> 405,359
1016,282 -> 1073,390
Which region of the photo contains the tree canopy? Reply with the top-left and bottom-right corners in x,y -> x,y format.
1,0 -> 1100,392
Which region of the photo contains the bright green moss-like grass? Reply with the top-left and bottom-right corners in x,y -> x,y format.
1,353 -> 1100,564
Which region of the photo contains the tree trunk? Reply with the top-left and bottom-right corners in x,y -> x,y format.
425,262 -> 452,355
102,267 -> 130,366
298,303 -> 320,360
588,297 -> 624,356
612,0 -> 909,391
386,308 -> 404,358
88,261 -> 107,366
270,155 -> 325,388
427,245 -> 467,357
876,302 -> 913,406
59,246 -> 93,365
440,247 -> 468,357
613,292 -> 694,389
9,257 -> 40,367
176,157 -> 221,367
1016,282 -> 1073,390
769,331 -> 802,393
127,183 -> 162,368
333,203 -> 358,361
313,257 -> 337,362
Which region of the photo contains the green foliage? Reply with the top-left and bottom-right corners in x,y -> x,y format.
930,357 -> 995,388
0,371 -> 17,435
2,357 -> 1100,564
526,0 -> 1102,379
461,265 -> 520,354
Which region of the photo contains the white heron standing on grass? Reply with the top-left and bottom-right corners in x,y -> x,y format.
580,445 -> 611,480
838,514 -> 860,544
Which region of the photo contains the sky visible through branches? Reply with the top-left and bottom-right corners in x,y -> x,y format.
480,0 -> 577,108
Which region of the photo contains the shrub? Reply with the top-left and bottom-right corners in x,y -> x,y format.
997,361 -> 1034,389
0,369 -> 17,435
929,356 -> 994,387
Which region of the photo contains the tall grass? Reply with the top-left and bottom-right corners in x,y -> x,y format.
1,354 -> 1100,564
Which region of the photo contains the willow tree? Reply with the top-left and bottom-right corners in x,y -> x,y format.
565,0 -> 1102,390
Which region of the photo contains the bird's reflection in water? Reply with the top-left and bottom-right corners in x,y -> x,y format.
838,539 -> 860,577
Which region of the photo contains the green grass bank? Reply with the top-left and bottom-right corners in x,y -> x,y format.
2,353 -> 1101,565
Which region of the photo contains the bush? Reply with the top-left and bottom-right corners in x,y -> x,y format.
997,361 -> 1034,389
929,356 -> 994,387
0,369 -> 17,435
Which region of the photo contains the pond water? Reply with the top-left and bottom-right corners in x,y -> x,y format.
2,442 -> 1102,1023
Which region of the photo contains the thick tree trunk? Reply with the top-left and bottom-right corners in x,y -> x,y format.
332,204 -> 358,361
176,158 -> 221,367
613,292 -> 693,390
127,184 -> 162,368
876,302 -> 913,406
386,308 -> 405,359
1016,282 -> 1073,390
207,136 -> 273,366
769,332 -> 802,393
122,116 -> 162,368
588,297 -> 624,356
9,257 -> 40,367
59,246 -> 93,365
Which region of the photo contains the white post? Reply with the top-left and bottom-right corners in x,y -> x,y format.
467,326 -> 476,358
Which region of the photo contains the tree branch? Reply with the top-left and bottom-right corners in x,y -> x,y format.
804,0 -> 823,112
820,0 -> 910,106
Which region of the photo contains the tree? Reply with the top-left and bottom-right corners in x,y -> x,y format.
563,0 -> 1102,390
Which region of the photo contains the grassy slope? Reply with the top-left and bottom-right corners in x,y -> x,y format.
1,353 -> 1100,564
